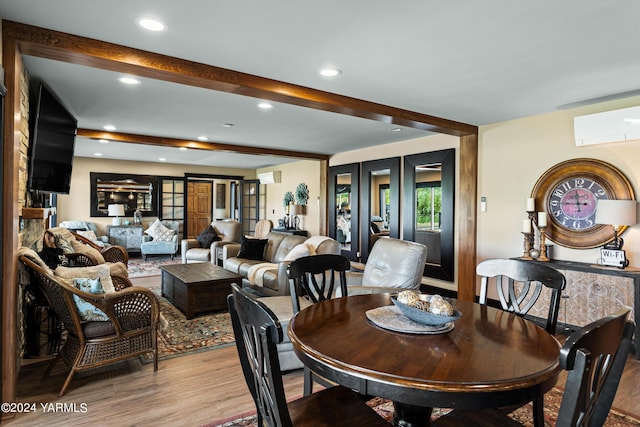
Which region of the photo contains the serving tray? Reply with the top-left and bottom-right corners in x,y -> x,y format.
365,306 -> 454,334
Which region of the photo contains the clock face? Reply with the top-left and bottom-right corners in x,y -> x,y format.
547,177 -> 607,231
531,159 -> 634,249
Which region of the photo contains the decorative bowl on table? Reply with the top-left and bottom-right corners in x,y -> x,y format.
391,295 -> 462,326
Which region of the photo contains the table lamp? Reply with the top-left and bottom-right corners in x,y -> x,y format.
595,199 -> 637,250
108,204 -> 125,226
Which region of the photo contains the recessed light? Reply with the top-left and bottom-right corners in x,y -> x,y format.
94,153 -> 103,156
179,147 -> 188,151
320,67 -> 342,77
118,76 -> 141,85
159,158 -> 166,162
104,125 -> 116,131
222,123 -> 235,128
258,102 -> 273,110
391,128 -> 402,132
197,135 -> 209,141
99,139 -> 109,143
136,17 -> 166,32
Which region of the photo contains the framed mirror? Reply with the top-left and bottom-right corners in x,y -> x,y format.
90,172 -> 159,218
403,149 -> 455,281
361,157 -> 400,261
329,163 -> 360,261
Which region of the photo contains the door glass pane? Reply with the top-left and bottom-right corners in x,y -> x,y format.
414,163 -> 442,265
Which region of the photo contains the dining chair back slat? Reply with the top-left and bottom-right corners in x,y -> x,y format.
288,254 -> 351,313
477,258 -> 566,334
227,284 -> 390,427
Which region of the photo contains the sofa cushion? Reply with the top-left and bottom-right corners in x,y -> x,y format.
282,243 -> 313,262
238,237 -> 268,260
196,225 -> 220,248
272,235 -> 307,262
185,247 -> 211,262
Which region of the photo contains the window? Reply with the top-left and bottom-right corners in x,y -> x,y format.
416,181 -> 441,231
161,178 -> 185,221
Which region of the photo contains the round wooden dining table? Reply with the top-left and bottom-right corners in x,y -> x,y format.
288,293 -> 561,427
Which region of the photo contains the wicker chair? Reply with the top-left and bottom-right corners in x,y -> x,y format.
47,226 -> 129,266
19,254 -> 159,396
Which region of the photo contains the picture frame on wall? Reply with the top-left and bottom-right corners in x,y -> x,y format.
216,183 -> 226,209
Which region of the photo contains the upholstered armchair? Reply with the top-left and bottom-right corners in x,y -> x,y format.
18,252 -> 159,396
140,220 -> 180,260
181,219 -> 242,264
345,237 -> 428,294
47,226 -> 129,267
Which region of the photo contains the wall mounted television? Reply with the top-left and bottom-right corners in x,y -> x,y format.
28,82 -> 77,194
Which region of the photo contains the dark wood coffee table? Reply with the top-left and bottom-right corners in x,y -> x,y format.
160,263 -> 243,319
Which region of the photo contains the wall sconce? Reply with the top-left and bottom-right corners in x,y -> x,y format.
595,199 -> 637,250
108,204 -> 125,226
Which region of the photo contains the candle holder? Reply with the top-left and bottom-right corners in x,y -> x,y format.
537,226 -> 550,262
527,211 -> 536,250
521,232 -> 533,260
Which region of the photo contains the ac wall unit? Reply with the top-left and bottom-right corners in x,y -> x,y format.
574,105 -> 640,146
258,171 -> 281,184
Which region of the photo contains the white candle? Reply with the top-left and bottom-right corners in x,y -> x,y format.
526,198 -> 535,212
538,212 -> 547,227
522,219 -> 532,233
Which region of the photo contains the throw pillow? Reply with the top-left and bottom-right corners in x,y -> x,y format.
145,219 -> 174,242
38,247 -> 69,269
196,225 -> 220,248
71,277 -> 109,322
53,233 -> 74,253
237,237 -> 268,261
54,264 -> 115,293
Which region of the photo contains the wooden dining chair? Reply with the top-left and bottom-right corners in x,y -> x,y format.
288,254 -> 351,395
432,308 -> 634,427
477,258 -> 566,334
227,284 -> 390,427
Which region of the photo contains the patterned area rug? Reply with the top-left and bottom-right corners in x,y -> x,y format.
127,255 -> 181,278
140,282 -> 235,362
205,387 -> 640,427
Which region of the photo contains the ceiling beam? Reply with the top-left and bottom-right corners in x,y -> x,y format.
77,129 -> 330,161
4,20 -> 478,138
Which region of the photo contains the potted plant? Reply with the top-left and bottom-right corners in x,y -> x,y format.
294,183 -> 309,214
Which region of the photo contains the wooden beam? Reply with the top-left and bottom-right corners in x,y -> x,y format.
4,21 -> 478,138
457,133 -> 478,302
76,129 -> 330,161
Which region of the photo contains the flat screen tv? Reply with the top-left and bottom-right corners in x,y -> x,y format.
28,82 -> 77,194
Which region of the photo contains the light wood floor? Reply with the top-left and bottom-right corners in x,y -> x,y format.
4,275 -> 640,426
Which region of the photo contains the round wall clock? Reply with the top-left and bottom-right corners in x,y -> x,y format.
530,158 -> 635,249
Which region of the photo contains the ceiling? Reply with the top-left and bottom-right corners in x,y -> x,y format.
1,1 -> 639,169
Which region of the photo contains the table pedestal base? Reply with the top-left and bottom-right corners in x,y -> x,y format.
393,402 -> 433,427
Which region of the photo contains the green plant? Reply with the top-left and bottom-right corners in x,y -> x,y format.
295,183 -> 309,205
283,191 -> 294,207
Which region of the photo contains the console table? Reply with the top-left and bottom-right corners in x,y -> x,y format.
527,259 -> 639,357
272,228 -> 309,236
107,224 -> 144,253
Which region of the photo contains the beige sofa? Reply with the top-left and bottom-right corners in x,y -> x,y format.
181,220 -> 242,264
222,231 -> 341,297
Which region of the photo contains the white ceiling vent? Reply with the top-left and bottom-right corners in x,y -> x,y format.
574,105 -> 640,146
258,171 -> 281,184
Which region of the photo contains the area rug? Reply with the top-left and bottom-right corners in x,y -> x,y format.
204,387 -> 640,427
127,255 -> 181,278
140,283 -> 235,362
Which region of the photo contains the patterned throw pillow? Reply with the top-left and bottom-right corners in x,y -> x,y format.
71,277 -> 109,322
145,219 -> 175,242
